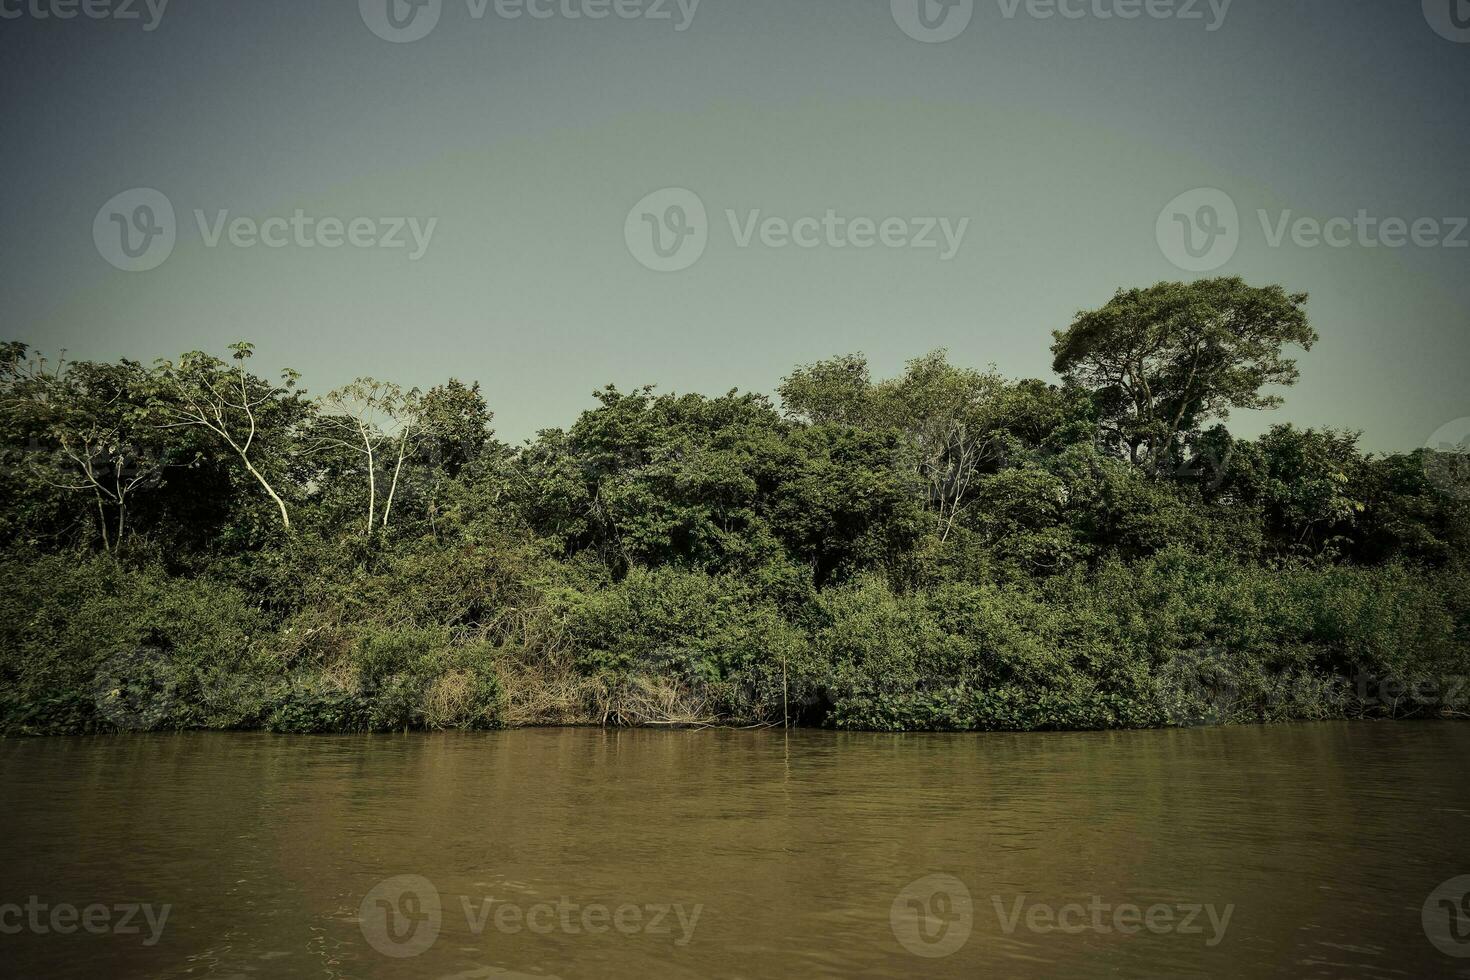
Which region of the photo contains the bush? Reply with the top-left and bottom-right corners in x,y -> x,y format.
553,567 -> 817,723
2,523 -> 1466,734
0,554 -> 508,735
0,553 -> 271,734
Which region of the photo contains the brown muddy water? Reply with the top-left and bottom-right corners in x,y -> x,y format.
1,722 -> 1468,979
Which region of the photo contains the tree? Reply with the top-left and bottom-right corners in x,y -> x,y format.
874,352 -> 1010,542
38,365 -> 169,554
310,379 -> 436,536
153,343 -> 301,531
379,388 -> 431,533
769,425 -> 927,586
1222,425 -> 1364,557
410,380 -> 497,538
1349,450 -> 1468,566
416,379 -> 494,478
312,379 -> 394,536
783,351 -> 1018,541
778,354 -> 874,427
1051,278 -> 1317,472
0,347 -> 172,553
514,386 -> 789,572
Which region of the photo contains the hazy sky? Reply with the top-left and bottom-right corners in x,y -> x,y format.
2,0 -> 1467,448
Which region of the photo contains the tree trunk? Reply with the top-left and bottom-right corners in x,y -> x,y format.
381,427 -> 410,532
95,491 -> 111,553
241,456 -> 291,529
364,443 -> 377,537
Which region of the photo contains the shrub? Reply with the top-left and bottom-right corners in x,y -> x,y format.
0,553 -> 270,734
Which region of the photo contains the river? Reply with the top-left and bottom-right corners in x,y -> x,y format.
2,722 -> 1467,978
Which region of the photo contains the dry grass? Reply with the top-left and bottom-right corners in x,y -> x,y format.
497,655 -> 721,728
422,669 -> 476,729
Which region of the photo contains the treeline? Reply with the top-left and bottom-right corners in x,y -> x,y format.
1,278 -> 1467,734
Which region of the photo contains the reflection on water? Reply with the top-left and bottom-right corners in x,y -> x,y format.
1,723 -> 1468,979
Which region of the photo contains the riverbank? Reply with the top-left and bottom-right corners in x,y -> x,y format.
5,310 -> 1469,738
3,549 -> 1466,736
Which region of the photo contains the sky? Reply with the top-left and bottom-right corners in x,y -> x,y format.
1,0 -> 1467,449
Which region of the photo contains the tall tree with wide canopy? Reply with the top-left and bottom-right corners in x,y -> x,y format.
1051,278 -> 1317,472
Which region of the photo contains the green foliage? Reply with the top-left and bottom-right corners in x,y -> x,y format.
556,567 -> 815,720
0,554 -> 270,734
1052,278 -> 1317,470
260,634 -> 505,734
0,555 -> 506,735
2,283 -> 1467,734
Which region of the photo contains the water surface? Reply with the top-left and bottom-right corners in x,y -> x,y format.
1,723 -> 1467,978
